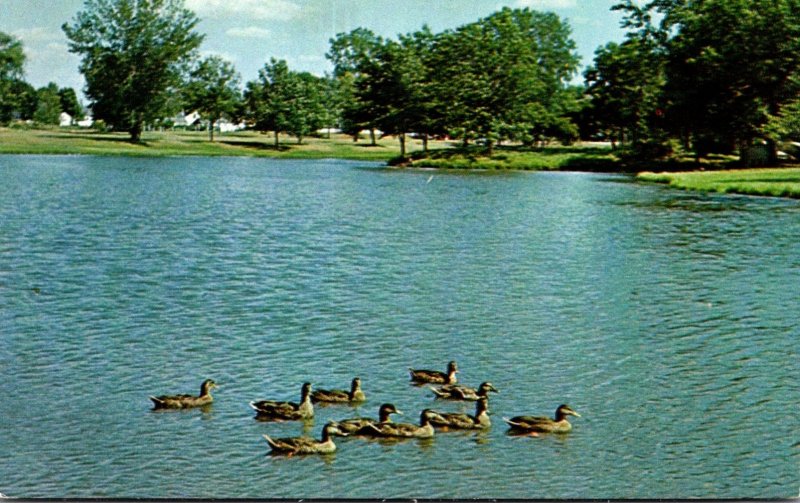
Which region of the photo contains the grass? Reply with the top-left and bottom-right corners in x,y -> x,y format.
395,143 -> 619,171
637,167 -> 800,198
0,127 -> 440,161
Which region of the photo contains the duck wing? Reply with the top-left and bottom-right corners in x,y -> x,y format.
311,388 -> 349,403
503,415 -> 551,430
409,369 -> 447,383
330,417 -> 375,435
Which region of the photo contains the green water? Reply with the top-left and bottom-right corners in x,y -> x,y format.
1,155 -> 797,498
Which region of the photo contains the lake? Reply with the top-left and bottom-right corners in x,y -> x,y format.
0,155 -> 797,499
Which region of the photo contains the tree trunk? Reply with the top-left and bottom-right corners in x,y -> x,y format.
422,134 -> 429,155
274,131 -> 279,147
399,133 -> 406,159
209,119 -> 215,142
370,128 -> 376,146
130,120 -> 143,143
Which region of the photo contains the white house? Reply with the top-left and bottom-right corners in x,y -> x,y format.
59,112 -> 73,127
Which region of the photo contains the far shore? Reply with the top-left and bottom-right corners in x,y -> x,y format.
3,127 -> 800,199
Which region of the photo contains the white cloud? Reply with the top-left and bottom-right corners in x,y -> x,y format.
186,0 -> 302,21
515,0 -> 578,9
225,26 -> 272,39
12,27 -> 62,43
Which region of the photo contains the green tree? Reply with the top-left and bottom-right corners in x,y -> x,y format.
430,8 -> 579,154
584,37 -> 665,150
615,0 -> 800,164
0,32 -> 26,124
34,83 -> 63,125
183,55 -> 241,141
58,87 -> 83,123
246,59 -> 327,146
326,28 -> 384,144
63,0 -> 204,142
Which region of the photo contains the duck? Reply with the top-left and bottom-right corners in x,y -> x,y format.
310,377 -> 366,404
329,403 -> 402,436
250,382 -> 314,420
358,409 -> 436,438
409,360 -> 458,385
262,422 -> 344,456
149,379 -> 217,409
430,381 -> 498,401
426,396 -> 491,430
503,404 -> 581,434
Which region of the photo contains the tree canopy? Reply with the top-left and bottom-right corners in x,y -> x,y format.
183,55 -> 241,141
63,0 -> 204,141
0,32 -> 26,124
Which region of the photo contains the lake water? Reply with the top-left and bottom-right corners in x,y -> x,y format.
0,155 -> 798,499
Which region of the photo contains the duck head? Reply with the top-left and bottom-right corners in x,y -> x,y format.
378,403 -> 401,422
350,377 -> 362,392
300,382 -> 312,399
322,422 -> 345,440
555,404 -> 581,420
200,379 -> 217,395
478,382 -> 499,395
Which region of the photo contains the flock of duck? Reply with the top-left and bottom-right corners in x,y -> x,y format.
149,360 -> 581,456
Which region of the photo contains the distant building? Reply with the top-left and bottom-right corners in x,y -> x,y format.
172,110 -> 201,128
77,115 -> 94,128
59,112 -> 73,127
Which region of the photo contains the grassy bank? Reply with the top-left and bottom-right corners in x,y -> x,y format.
395,144 -> 618,171
0,127 -> 431,161
637,167 -> 800,198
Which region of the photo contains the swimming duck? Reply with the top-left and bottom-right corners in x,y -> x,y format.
250,382 -> 314,420
430,381 -> 498,401
409,360 -> 458,385
262,422 -> 344,456
503,404 -> 581,434
329,403 -> 402,436
311,377 -> 366,404
149,379 -> 217,409
426,396 -> 491,430
359,409 -> 436,438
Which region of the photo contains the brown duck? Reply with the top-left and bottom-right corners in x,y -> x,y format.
149,379 -> 217,409
250,382 -> 314,420
409,361 -> 458,385
311,377 -> 366,403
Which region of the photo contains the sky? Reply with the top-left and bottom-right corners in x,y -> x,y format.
0,0 -> 630,98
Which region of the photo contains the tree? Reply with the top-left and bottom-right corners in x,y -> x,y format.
613,0 -> 800,164
0,32 -> 26,124
63,0 -> 204,142
34,82 -> 63,125
59,87 -> 83,123
326,28 -> 385,144
246,59 -> 327,146
430,8 -> 580,154
183,55 -> 241,141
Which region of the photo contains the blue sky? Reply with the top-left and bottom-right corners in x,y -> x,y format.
0,0 -> 629,97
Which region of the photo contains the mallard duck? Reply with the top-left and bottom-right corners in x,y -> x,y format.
262,422 -> 344,455
330,403 -> 402,436
430,381 -> 498,401
311,377 -> 366,403
250,382 -> 314,420
359,409 -> 436,438
409,360 -> 458,385
503,404 -> 581,434
426,396 -> 491,430
149,379 -> 217,409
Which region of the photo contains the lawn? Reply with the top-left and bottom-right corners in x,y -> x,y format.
637,167 -> 800,198
0,127 -> 437,161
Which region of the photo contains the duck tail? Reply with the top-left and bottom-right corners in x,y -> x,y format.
429,386 -> 446,398
149,396 -> 164,407
262,434 -> 278,449
502,417 -> 521,427
249,401 -> 262,412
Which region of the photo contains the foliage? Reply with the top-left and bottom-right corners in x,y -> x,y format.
602,0 -> 800,164
245,58 -> 327,145
58,87 -> 83,121
33,83 -> 63,125
63,0 -> 204,142
183,55 -> 241,141
0,32 -> 26,123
